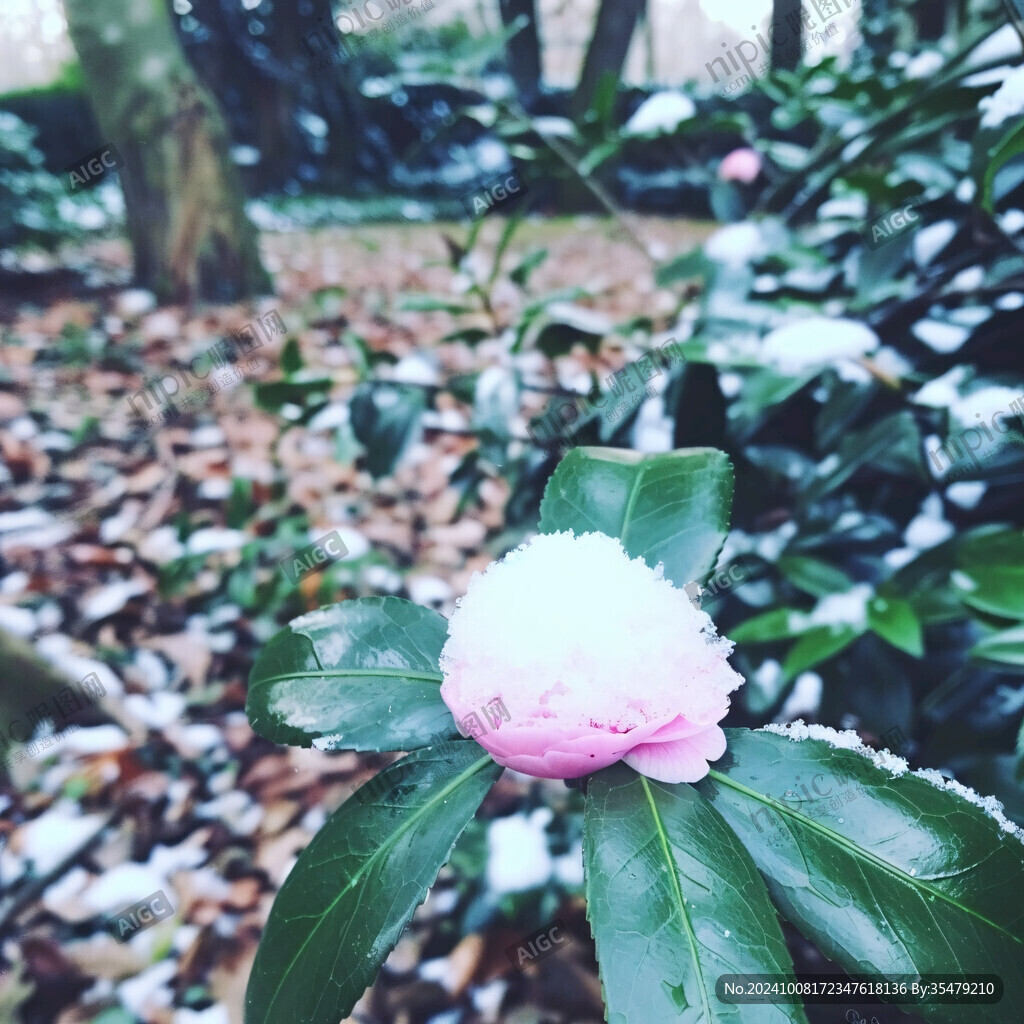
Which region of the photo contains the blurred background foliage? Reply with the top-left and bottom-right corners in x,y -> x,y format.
1,0 -> 1024,1020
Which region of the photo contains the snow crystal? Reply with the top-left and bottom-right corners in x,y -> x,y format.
762,720 -> 909,772
951,385 -> 1024,429
912,768 -> 1024,842
911,366 -> 968,409
624,92 -> 696,136
950,266 -> 985,292
946,481 -> 987,509
704,222 -> 768,267
774,672 -> 823,723
904,494 -> 955,551
761,317 -> 879,374
979,63 -> 1024,128
913,221 -> 957,267
995,292 -> 1024,310
912,319 -> 970,354
761,722 -> 1024,844
809,584 -> 874,631
906,50 -> 945,79
998,209 -> 1024,235
486,808 -> 554,894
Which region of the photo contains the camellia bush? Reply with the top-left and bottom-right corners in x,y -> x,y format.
243,447 -> 1024,1024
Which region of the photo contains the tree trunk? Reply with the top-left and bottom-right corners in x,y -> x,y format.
499,0 -> 543,107
64,0 -> 269,304
772,0 -> 803,72
572,0 -> 646,123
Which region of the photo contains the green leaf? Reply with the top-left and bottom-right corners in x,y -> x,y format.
867,595 -> 924,656
584,764 -> 807,1024
244,742 -> 502,1024
982,118 -> 1024,213
955,530 -> 1024,619
731,607 -> 809,644
396,294 -> 474,314
538,447 -> 734,588
509,248 -> 548,287
781,624 -> 863,680
776,555 -> 854,598
697,729 -> 1024,1024
349,382 -> 427,479
280,337 -> 304,376
972,624 -> 1024,669
253,377 -> 333,414
655,248 -> 708,288
804,411 -> 926,501
246,597 -> 456,752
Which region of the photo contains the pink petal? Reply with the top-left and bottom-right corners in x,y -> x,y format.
622,725 -> 728,783
476,715 -> 675,779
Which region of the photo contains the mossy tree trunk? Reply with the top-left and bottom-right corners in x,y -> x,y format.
64,0 -> 270,304
772,0 -> 803,72
571,0 -> 646,123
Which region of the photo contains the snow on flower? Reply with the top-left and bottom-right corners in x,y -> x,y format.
439,531 -> 744,783
761,317 -> 880,374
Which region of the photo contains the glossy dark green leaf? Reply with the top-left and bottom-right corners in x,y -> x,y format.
349,382 -> 427,478
781,623 -> 863,681
867,595 -> 924,656
253,377 -> 333,414
246,597 -> 455,752
538,447 -> 734,588
655,247 -> 708,288
697,729 -> 1024,1024
584,764 -> 807,1024
776,555 -> 854,598
981,118 -> 1024,212
731,607 -> 808,644
803,412 -> 926,501
244,743 -> 501,1024
955,530 -> 1024,619
972,625 -> 1024,669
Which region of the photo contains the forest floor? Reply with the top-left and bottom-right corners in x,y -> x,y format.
0,215 -> 717,1024
0,214 -> 898,1024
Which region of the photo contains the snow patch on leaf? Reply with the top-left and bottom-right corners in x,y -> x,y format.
761,721 -> 1024,844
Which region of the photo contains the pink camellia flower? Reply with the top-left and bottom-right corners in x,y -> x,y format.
718,147 -> 763,184
439,531 -> 744,783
